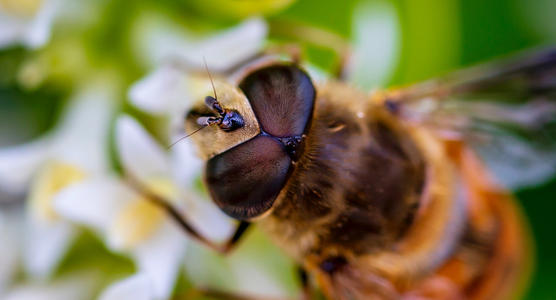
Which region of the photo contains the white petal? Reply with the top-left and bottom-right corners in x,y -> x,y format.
52,82 -> 116,173
0,0 -> 60,49
129,17 -> 268,116
99,273 -> 153,300
53,177 -> 135,233
0,80 -> 115,196
0,14 -> 27,48
0,136 -> 52,196
347,0 -> 400,89
132,220 -> 187,299
116,115 -> 171,182
22,0 -> 59,49
184,18 -> 267,71
0,210 -> 23,295
133,15 -> 267,71
23,217 -> 76,278
180,193 -> 234,242
128,65 -> 193,115
3,273 -> 97,300
170,140 -> 203,189
52,0 -> 99,26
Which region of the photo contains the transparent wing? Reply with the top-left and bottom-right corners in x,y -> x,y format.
385,48 -> 556,189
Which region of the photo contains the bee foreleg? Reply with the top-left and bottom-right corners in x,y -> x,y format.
297,266 -> 314,300
221,221 -> 251,254
263,43 -> 303,65
267,20 -> 351,79
124,175 -> 251,255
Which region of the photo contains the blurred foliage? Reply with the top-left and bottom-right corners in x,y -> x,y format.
55,230 -> 136,299
186,0 -> 296,20
1,0 -> 555,298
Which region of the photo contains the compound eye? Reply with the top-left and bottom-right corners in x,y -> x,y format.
239,65 -> 315,137
205,135 -> 291,220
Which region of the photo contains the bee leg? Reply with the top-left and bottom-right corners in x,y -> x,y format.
267,20 -> 351,80
125,175 -> 251,255
221,220 -> 251,254
297,266 -> 314,300
263,43 -> 350,80
264,43 -> 303,64
334,51 -> 352,81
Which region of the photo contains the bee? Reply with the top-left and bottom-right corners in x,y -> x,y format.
136,47 -> 555,299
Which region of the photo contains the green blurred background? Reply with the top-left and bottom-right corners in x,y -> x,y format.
1,0 -> 555,298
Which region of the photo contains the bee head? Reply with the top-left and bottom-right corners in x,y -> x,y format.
186,64 -> 316,220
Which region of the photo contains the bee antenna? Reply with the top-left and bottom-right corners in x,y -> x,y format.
203,57 -> 218,100
167,126 -> 207,150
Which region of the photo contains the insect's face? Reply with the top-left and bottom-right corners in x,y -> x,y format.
186,81 -> 261,160
186,64 -> 316,220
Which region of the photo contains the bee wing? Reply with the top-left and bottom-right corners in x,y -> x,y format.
386,48 -> 556,189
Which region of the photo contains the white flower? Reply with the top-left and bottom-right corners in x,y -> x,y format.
2,272 -> 97,300
0,0 -> 60,49
0,79 -> 116,278
53,115 -> 233,299
131,15 -> 267,71
98,273 -> 153,300
128,17 -> 267,118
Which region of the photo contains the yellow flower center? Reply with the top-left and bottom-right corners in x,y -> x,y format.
0,0 -> 42,17
145,177 -> 179,203
111,198 -> 165,249
110,177 -> 177,249
29,161 -> 86,222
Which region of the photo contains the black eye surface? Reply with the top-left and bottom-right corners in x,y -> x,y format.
239,65 -> 315,137
205,135 -> 291,220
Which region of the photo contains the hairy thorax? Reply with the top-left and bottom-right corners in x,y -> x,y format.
258,82 -> 428,262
